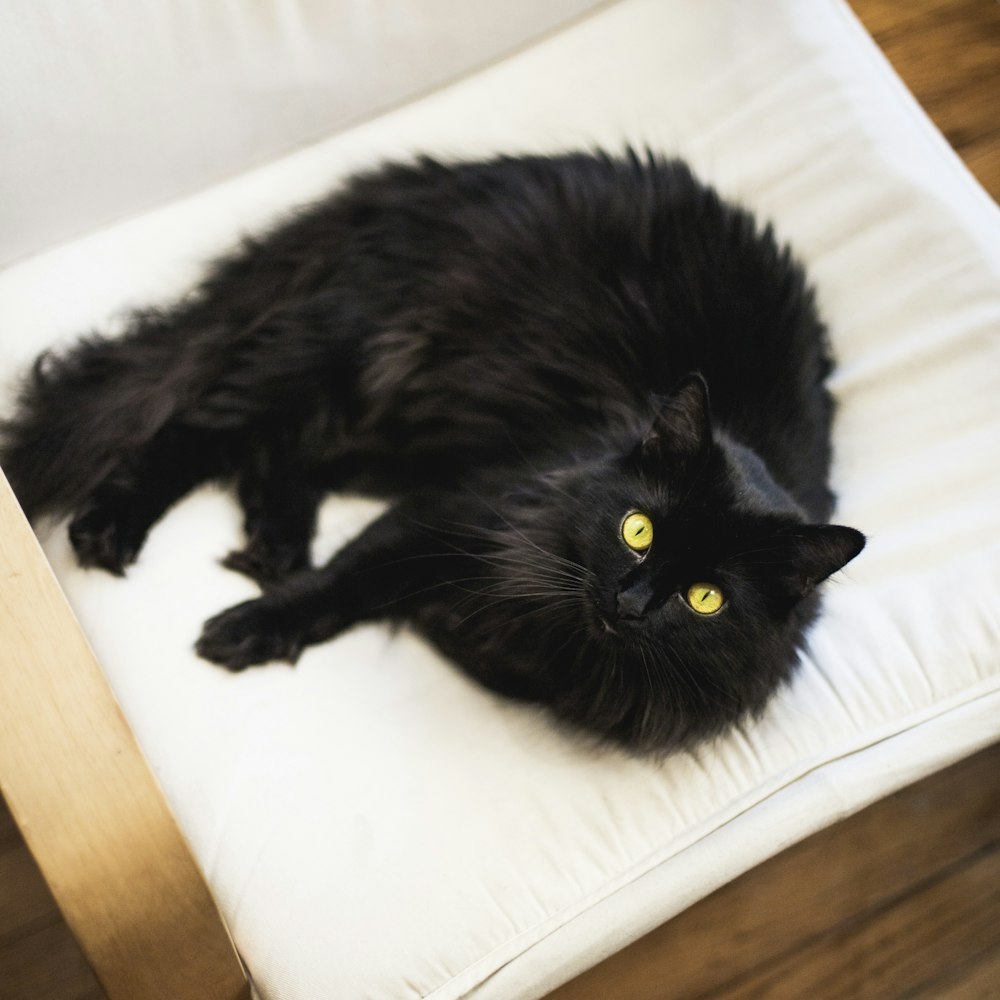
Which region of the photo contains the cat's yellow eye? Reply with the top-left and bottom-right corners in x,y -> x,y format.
621,511 -> 653,552
686,582 -> 724,615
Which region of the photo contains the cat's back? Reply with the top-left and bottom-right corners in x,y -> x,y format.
338,152 -> 835,514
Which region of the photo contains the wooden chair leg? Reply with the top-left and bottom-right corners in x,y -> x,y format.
0,467 -> 249,1000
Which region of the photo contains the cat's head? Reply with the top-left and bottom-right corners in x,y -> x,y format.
498,374 -> 864,753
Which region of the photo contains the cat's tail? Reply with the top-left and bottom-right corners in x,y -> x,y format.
0,306 -> 227,522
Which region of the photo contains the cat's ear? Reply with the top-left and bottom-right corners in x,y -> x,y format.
641,373 -> 711,467
767,524 -> 866,599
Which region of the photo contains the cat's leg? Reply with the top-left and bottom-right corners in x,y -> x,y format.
68,424 -> 230,574
196,493 -> 470,670
67,307 -> 365,578
222,456 -> 323,587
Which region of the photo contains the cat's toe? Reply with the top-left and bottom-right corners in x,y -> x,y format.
196,600 -> 305,670
69,499 -> 146,575
221,542 -> 309,588
220,548 -> 268,582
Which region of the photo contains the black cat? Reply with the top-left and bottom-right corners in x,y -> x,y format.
0,150 -> 864,753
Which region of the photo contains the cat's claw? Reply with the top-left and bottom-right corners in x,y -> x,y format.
196,600 -> 305,670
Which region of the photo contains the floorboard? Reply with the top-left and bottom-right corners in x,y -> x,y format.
851,0 -> 1000,200
913,944 -> 1000,1000
546,741 -> 1000,1000
710,843 -> 1000,1000
0,919 -> 105,1000
0,797 -> 105,1000
0,842 -> 60,943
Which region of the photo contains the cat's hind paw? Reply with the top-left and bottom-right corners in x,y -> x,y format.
68,494 -> 149,575
196,599 -> 306,671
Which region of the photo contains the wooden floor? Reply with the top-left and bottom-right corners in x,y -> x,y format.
2,2 -> 998,998
548,741 -> 1000,1000
0,796 -> 103,1000
852,0 -> 1000,201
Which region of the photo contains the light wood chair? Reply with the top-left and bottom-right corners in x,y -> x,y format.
0,468 -> 247,1000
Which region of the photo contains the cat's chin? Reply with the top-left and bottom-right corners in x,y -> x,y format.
588,608 -> 645,645
595,614 -> 620,638
584,602 -> 618,639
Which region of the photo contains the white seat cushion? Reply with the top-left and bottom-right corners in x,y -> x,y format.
2,1 -> 999,997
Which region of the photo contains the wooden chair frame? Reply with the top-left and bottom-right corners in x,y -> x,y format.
0,467 -> 248,1000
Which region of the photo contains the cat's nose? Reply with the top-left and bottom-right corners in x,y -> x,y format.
616,580 -> 653,621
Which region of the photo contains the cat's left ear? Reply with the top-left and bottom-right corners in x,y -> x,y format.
768,524 -> 866,599
641,373 -> 711,468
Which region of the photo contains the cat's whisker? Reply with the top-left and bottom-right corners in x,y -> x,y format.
378,545 -> 589,592
453,595 -> 581,632
459,490 -> 590,576
369,573 -> 533,610
402,518 -> 591,583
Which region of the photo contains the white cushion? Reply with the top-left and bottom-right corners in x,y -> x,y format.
2,1 -> 999,997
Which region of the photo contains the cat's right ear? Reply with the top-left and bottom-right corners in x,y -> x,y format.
640,373 -> 711,469
766,524 -> 867,600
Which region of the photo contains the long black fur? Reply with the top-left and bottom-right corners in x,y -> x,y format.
0,150 -> 864,753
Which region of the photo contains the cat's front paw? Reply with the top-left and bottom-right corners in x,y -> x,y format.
196,599 -> 306,671
69,494 -> 149,575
